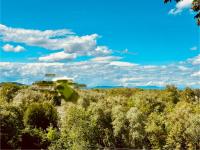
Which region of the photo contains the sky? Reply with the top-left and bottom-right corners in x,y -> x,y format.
0,0 -> 199,87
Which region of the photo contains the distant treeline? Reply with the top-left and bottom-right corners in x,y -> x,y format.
0,81 -> 200,149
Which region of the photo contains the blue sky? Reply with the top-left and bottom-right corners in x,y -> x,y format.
0,0 -> 199,87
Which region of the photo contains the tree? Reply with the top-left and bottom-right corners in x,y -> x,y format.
23,102 -> 58,130
181,87 -> 196,102
145,112 -> 167,149
131,91 -> 166,115
165,101 -> 199,149
61,105 -> 99,149
0,83 -> 21,102
126,107 -> 149,149
1,80 -> 199,149
0,105 -> 24,149
20,128 -> 50,149
185,114 -> 200,149
13,89 -> 45,107
111,105 -> 129,147
88,102 -> 115,147
164,0 -> 200,25
165,85 -> 179,104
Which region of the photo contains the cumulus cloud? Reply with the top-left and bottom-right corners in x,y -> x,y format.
113,48 -> 137,55
2,44 -> 25,52
168,0 -> 193,15
93,46 -> 111,56
52,76 -> 74,81
191,71 -> 200,77
1,54 -> 199,88
0,24 -> 112,58
91,56 -> 122,62
189,54 -> 200,65
178,65 -> 189,71
39,51 -> 76,62
0,24 -> 199,88
109,61 -> 138,67
0,24 -> 74,40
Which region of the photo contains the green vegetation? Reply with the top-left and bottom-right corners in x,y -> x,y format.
54,79 -> 79,102
0,82 -> 21,103
33,81 -> 55,86
0,81 -> 200,149
56,83 -> 76,101
23,102 -> 58,130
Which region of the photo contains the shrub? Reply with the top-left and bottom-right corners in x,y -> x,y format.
0,83 -> 21,102
20,128 -> 50,149
13,89 -> 45,107
23,102 -> 58,130
0,105 -> 24,149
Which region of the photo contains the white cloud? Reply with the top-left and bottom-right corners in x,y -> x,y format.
62,34 -> 98,53
91,56 -> 122,62
2,44 -> 25,52
93,46 -> 111,56
113,49 -> 136,55
189,54 -> 200,65
0,24 -> 112,58
120,77 -> 144,83
169,8 -> 182,15
52,76 -> 74,81
0,24 -> 74,40
0,54 -> 199,88
168,0 -> 193,15
178,66 -> 189,71
39,51 -> 76,62
190,46 -> 198,51
191,71 -> 200,77
143,65 -> 158,70
109,61 -> 138,67
0,25 -> 199,88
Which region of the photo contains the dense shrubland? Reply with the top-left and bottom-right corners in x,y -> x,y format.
0,81 -> 200,150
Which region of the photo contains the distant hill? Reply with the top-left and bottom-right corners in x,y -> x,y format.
92,85 -> 163,89
92,86 -> 124,89
135,86 -> 164,89
0,82 -> 25,87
